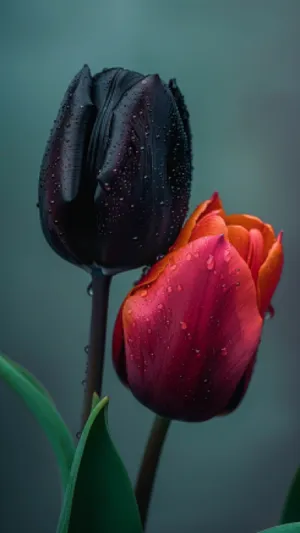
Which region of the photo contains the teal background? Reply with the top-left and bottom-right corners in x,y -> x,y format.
0,1 -> 297,532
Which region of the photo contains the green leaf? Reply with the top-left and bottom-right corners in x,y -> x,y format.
1,352 -> 55,404
57,396 -> 143,533
280,468 -> 300,524
0,352 -> 75,491
258,523 -> 300,532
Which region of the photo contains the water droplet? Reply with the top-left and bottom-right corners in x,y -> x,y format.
157,303 -> 163,310
203,378 -> 208,383
76,431 -> 81,440
236,281 -> 240,287
221,283 -> 227,292
224,249 -> 231,262
127,308 -> 132,315
265,310 -> 272,320
170,264 -> 177,271
81,379 -> 87,385
132,236 -> 138,241
87,282 -> 93,296
84,345 -> 89,354
177,284 -> 183,292
206,254 -> 215,270
221,347 -> 228,356
193,348 -> 201,357
180,321 -> 187,330
140,290 -> 148,297
186,253 -> 192,261
147,328 -> 152,334
167,286 -> 172,293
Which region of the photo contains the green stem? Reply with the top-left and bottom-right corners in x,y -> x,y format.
81,271 -> 111,430
135,415 -> 171,530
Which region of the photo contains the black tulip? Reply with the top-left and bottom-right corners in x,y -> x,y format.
38,65 -> 193,272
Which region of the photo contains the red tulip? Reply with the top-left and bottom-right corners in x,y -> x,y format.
112,193 -> 284,421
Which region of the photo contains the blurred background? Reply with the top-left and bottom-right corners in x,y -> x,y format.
0,1 -> 298,532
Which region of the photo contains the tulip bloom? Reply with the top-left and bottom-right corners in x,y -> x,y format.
38,65 -> 192,272
113,192 -> 283,421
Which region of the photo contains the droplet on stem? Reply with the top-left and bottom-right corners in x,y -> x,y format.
87,282 -> 93,296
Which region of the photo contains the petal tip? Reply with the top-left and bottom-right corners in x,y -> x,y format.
277,230 -> 283,244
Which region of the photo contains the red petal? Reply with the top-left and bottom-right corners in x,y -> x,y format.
120,234 -> 263,421
189,213 -> 228,242
170,192 -> 224,252
112,303 -> 128,386
220,348 -> 258,415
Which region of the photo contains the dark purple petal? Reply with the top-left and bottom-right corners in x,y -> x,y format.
38,65 -> 96,265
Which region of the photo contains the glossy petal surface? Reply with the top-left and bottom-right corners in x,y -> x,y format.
227,225 -> 250,262
225,214 -> 276,261
93,74 -> 192,268
115,235 -> 262,421
189,213 -> 228,242
39,66 -> 193,270
39,65 -> 96,265
170,191 -> 223,251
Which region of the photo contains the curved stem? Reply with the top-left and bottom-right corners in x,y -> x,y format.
81,271 -> 111,429
135,415 -> 171,530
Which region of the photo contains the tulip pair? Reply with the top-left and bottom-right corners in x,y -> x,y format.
113,192 -> 283,422
38,65 -> 283,424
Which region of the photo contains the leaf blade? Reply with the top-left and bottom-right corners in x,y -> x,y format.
0,352 -> 75,491
258,524 -> 300,533
280,468 -> 300,525
57,396 -> 143,533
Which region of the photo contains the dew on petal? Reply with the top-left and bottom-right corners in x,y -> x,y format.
221,347 -> 228,356
140,290 -> 148,297
224,249 -> 231,262
170,264 -> 177,271
186,253 -> 192,261
177,284 -> 183,292
206,254 -> 215,271
157,303 -> 163,310
147,328 -> 152,334
180,321 -> 187,330
167,286 -> 172,293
